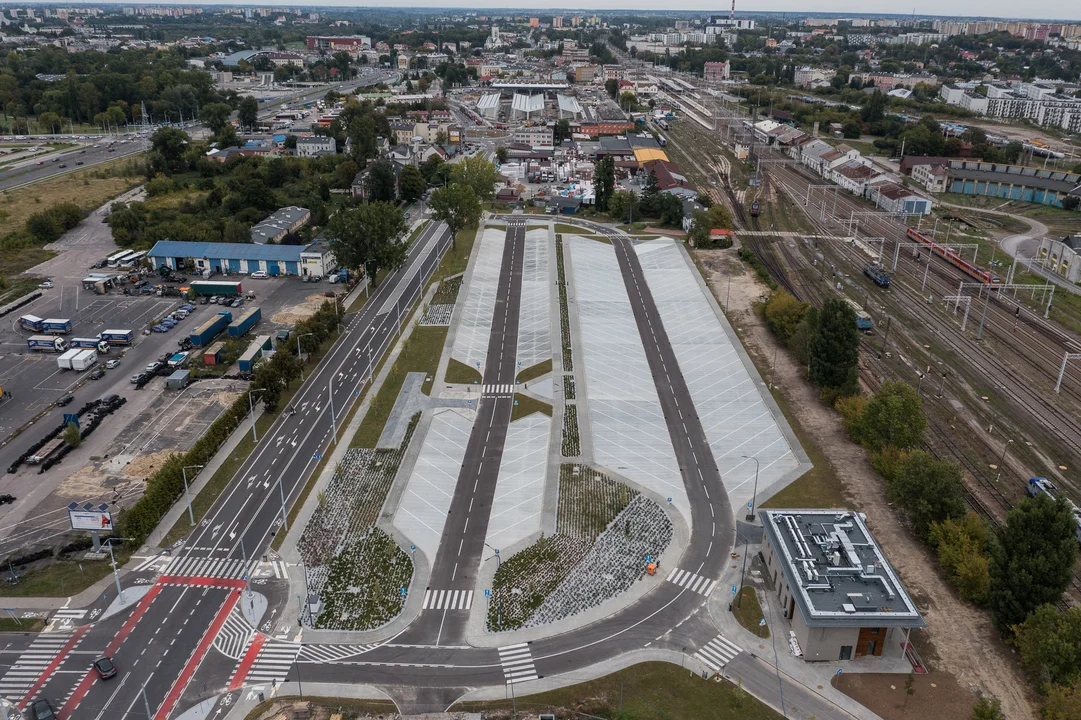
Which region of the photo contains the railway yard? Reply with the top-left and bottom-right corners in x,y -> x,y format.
666,116 -> 1081,602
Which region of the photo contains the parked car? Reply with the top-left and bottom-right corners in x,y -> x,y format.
92,656 -> 117,680
56,394 -> 74,407
250,270 -> 268,279
145,361 -> 162,373
209,296 -> 219,304
75,161 -> 83,166
230,298 -> 242,308
105,359 -> 121,369
151,324 -> 168,333
130,373 -> 146,384
88,367 -> 105,380
38,280 -> 54,289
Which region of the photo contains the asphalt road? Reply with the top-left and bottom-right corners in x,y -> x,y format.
0,141 -> 146,193
43,220 -> 453,720
397,218 -> 526,647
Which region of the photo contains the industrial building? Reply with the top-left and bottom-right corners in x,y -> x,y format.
944,161 -> 1081,208
1037,235 -> 1081,284
759,509 -> 925,663
250,206 -> 311,244
147,240 -> 334,277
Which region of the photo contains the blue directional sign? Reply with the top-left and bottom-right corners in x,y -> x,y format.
731,585 -> 738,595
468,400 -> 473,405
513,400 -> 518,406
494,548 -> 500,555
63,414 -> 79,428
410,545 -> 416,552
484,589 -> 491,598
646,555 -> 652,563
400,587 -> 407,597
747,501 -> 753,509
354,390 -> 360,397
759,618 -> 766,626
667,497 -> 673,503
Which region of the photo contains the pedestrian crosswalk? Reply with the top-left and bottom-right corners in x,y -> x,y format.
422,589 -> 473,611
0,631 -> 79,701
694,634 -> 743,674
666,568 -> 718,596
482,384 -> 515,396
242,642 -> 376,685
498,643 -> 538,684
161,556 -> 253,579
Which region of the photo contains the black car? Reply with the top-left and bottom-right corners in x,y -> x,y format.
92,656 -> 117,680
58,164 -> 67,168
88,368 -> 105,380
29,699 -> 55,720
55,394 -> 74,407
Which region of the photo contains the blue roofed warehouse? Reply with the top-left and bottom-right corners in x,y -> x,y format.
146,240 -> 335,278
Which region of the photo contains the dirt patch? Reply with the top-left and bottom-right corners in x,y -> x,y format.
119,450 -> 177,479
694,247 -> 1038,720
272,293 -> 328,324
834,672 -> 977,720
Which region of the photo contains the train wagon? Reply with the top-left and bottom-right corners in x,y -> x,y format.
844,299 -> 873,332
864,264 -> 892,288
750,200 -> 761,218
905,227 -> 1000,286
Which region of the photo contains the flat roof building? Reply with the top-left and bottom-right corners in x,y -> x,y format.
760,509 -> 924,663
250,206 -> 311,245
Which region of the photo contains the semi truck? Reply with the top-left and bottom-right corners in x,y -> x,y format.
190,280 -> 242,297
70,337 -> 111,353
100,329 -> 134,346
238,335 -> 273,373
18,314 -> 44,332
190,311 -> 232,347
42,318 -> 72,335
27,335 -> 68,352
227,307 -> 261,338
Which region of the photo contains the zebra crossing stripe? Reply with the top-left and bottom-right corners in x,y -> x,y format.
482,384 -> 514,395
0,634 -> 76,702
665,569 -> 717,596
422,589 -> 473,610
694,634 -> 743,673
162,557 -> 254,580
498,643 -> 538,684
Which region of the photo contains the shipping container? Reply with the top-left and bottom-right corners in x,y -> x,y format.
202,341 -> 226,366
227,307 -> 261,338
18,314 -> 44,332
27,335 -> 67,352
190,311 -> 232,347
57,348 -> 81,370
167,369 -> 191,390
71,349 -> 97,372
100,329 -> 134,346
42,318 -> 72,335
190,280 -> 243,297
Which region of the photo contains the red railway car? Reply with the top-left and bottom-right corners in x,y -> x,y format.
905,227 -> 1000,286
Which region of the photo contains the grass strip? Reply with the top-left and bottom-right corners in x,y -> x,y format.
445,358 -> 482,384
733,586 -> 770,639
454,661 -> 783,718
0,617 -> 45,632
0,555 -> 127,598
244,697 -> 397,720
515,358 -> 552,383
511,393 -> 552,421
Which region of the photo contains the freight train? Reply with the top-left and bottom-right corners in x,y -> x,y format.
905,227 -> 1001,286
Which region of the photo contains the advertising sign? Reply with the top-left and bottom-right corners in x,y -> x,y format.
69,509 -> 113,531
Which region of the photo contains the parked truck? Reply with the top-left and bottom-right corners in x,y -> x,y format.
70,337 -> 110,353
100,329 -> 134,346
71,349 -> 97,371
238,335 -> 273,373
27,335 -> 67,352
18,314 -> 44,332
190,280 -> 242,297
57,348 -> 81,370
42,318 -> 72,335
190,311 -> 232,347
227,307 -> 261,338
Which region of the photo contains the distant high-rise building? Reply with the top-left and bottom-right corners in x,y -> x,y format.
552,16 -> 563,28
529,17 -> 539,27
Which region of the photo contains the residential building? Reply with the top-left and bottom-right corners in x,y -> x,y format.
912,163 -> 949,193
513,125 -> 555,148
794,66 -> 835,88
760,509 -> 925,663
642,158 -> 696,199
294,136 -> 336,158
305,35 -> 370,52
703,61 -> 730,82
250,206 -> 311,244
1036,235 -> 1081,284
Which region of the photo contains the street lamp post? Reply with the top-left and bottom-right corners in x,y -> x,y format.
741,455 -> 760,522
999,439 -> 1014,467
297,332 -> 314,380
181,465 -> 204,526
247,388 -> 266,442
485,544 -> 502,631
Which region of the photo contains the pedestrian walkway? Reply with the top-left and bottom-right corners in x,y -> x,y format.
666,568 -> 718,596
482,384 -> 515,396
498,643 -> 538,684
213,607 -> 254,660
422,589 -> 474,611
694,633 -> 743,673
161,557 -> 253,579
0,631 -> 80,701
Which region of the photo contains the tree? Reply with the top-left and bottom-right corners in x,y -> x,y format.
399,164 -> 426,203
149,127 -> 191,175
929,513 -> 993,604
971,697 -> 1005,720
887,451 -> 967,539
451,155 -> 500,202
1013,604 -> 1081,689
808,299 -> 860,396
651,192 -> 684,227
764,291 -> 809,344
605,78 -> 620,98
988,494 -> 1079,631
324,202 -> 408,287
855,380 -> 926,451
38,111 -> 61,134
215,124 -> 239,150
200,102 -> 233,134
553,118 -> 571,144
64,421 -> 81,448
366,160 -> 397,203
595,156 -> 615,212
608,190 -> 639,223
331,160 -> 359,189
1043,678 -> 1081,720
1063,195 -> 1080,212
237,95 -> 259,130
428,182 -> 481,250
861,89 -> 887,123
495,145 -> 508,164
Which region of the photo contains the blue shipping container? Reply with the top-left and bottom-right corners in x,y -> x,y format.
227,307 -> 261,338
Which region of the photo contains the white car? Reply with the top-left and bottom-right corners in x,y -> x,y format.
38,281 -> 54,289
105,359 -> 121,369
250,271 -> 268,279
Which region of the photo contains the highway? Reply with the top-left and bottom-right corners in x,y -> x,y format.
0,140 -> 146,192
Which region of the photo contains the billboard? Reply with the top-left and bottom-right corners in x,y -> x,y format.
68,509 -> 113,531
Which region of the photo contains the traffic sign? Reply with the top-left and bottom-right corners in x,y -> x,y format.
484,589 -> 491,597
646,555 -> 652,563
731,585 -> 738,595
63,414 -> 79,428
410,545 -> 416,552
400,587 -> 407,597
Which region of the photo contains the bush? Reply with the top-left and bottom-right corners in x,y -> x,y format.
835,394 -> 866,440
929,513 -> 993,604
25,202 -> 84,244
1012,604 -> 1081,690
1043,677 -> 1081,719
855,380 -> 926,452
764,290 -> 809,345
145,174 -> 173,197
971,696 -> 1004,720
886,450 -> 967,539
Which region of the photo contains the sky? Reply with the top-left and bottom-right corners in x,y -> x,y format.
106,0 -> 1081,23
